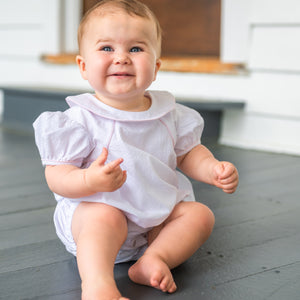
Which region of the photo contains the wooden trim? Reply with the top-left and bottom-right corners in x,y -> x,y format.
42,53 -> 78,65
159,56 -> 244,74
41,53 -> 244,74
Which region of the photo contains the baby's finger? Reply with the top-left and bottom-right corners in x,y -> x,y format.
219,171 -> 239,185
103,158 -> 124,174
221,177 -> 239,193
219,162 -> 236,179
94,147 -> 109,166
223,186 -> 237,194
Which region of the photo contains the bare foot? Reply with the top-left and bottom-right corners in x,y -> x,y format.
128,254 -> 177,293
81,277 -> 129,300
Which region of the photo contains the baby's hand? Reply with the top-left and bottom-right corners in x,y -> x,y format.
212,162 -> 239,194
84,147 -> 127,193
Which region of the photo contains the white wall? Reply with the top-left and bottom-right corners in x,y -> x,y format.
0,0 -> 62,57
0,0 -> 299,155
0,0 -> 84,94
220,0 -> 300,155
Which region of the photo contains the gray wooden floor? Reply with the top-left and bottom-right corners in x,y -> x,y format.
1,127 -> 300,300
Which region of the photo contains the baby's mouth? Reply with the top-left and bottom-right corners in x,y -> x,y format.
110,72 -> 133,77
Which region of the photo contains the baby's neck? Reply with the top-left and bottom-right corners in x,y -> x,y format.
95,94 -> 151,112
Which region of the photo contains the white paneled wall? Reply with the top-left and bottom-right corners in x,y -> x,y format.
0,0 -> 81,58
250,0 -> 300,24
0,0 -> 83,84
221,110 -> 300,155
247,73 -> 300,118
249,26 -> 300,72
221,0 -> 252,63
63,0 -> 83,53
220,0 -> 300,155
0,0 -> 63,57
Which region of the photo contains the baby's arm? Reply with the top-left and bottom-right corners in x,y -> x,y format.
45,147 -> 127,198
177,144 -> 238,194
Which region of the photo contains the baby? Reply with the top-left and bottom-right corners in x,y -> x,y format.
33,0 -> 239,299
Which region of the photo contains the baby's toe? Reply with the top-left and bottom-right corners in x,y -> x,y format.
159,275 -> 177,293
167,281 -> 177,293
150,271 -> 163,289
164,279 -> 177,293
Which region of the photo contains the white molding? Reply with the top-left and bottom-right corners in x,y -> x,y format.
251,0 -> 300,24
0,0 -> 82,56
43,0 -> 63,54
247,72 -> 300,118
0,0 -> 64,57
0,0 -> 45,24
63,0 -> 82,53
248,25 -> 300,72
221,0 -> 300,64
220,111 -> 300,156
221,0 -> 252,63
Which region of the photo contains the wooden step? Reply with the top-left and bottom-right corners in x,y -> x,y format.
42,54 -> 245,75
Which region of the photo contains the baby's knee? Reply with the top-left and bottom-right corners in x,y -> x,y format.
188,202 -> 215,233
202,204 -> 215,231
72,202 -> 127,239
98,204 -> 127,229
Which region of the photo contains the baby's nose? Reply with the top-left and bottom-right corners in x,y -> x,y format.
113,52 -> 130,65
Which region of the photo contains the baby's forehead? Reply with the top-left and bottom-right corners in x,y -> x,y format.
89,5 -> 150,24
87,8 -> 157,40
92,4 -> 124,16
86,10 -> 155,38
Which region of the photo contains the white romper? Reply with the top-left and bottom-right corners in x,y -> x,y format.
33,90 -> 204,263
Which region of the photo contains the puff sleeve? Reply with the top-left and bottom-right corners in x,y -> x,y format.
174,104 -> 204,157
33,111 -> 95,167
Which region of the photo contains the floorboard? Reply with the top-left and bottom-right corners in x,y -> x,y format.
0,127 -> 299,300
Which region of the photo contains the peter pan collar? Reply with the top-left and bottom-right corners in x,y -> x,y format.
66,90 -> 176,121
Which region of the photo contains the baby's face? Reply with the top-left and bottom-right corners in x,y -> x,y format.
77,10 -> 161,108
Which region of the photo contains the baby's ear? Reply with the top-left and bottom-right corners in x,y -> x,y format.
153,59 -> 161,81
76,55 -> 88,80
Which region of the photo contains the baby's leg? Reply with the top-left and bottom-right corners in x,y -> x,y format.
128,201 -> 215,293
72,202 -> 129,300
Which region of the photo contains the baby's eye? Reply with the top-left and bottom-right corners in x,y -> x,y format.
101,46 -> 113,52
130,47 -> 142,53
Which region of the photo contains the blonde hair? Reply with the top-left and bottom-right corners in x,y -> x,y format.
78,0 -> 162,56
